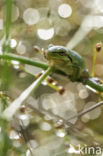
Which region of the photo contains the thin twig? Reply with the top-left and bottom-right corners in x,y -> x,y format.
2,67 -> 52,120
67,101 -> 103,121
27,103 -> 99,145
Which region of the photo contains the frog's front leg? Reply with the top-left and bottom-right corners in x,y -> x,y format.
67,64 -> 81,82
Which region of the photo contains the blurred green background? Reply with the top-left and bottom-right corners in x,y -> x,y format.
0,0 -> 103,155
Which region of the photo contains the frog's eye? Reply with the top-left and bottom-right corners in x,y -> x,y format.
48,44 -> 54,48
59,52 -> 65,56
58,52 -> 73,62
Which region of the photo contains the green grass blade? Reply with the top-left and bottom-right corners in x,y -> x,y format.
2,67 -> 52,120
4,0 -> 13,40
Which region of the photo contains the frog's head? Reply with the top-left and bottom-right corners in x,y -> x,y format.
46,45 -> 72,62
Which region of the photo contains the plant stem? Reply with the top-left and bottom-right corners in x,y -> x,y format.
67,101 -> 103,121
0,53 -> 48,69
84,78 -> 103,92
0,53 -> 65,75
91,48 -> 97,77
5,0 -> 13,40
2,67 -> 52,121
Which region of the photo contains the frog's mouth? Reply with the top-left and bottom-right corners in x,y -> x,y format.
46,51 -> 72,63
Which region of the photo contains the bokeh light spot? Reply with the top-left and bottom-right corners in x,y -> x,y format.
37,28 -> 54,40
23,8 -> 40,25
58,4 -> 72,18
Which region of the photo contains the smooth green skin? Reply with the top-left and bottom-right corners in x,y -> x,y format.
47,45 -> 89,81
47,45 -> 103,92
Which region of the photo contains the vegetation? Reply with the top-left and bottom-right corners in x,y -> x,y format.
0,0 -> 103,155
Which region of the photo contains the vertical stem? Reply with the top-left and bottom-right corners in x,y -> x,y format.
2,0 -> 13,89
5,0 -> 13,40
91,48 -> 97,77
2,67 -> 52,120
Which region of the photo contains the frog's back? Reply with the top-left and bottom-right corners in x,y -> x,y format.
66,48 -> 86,71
